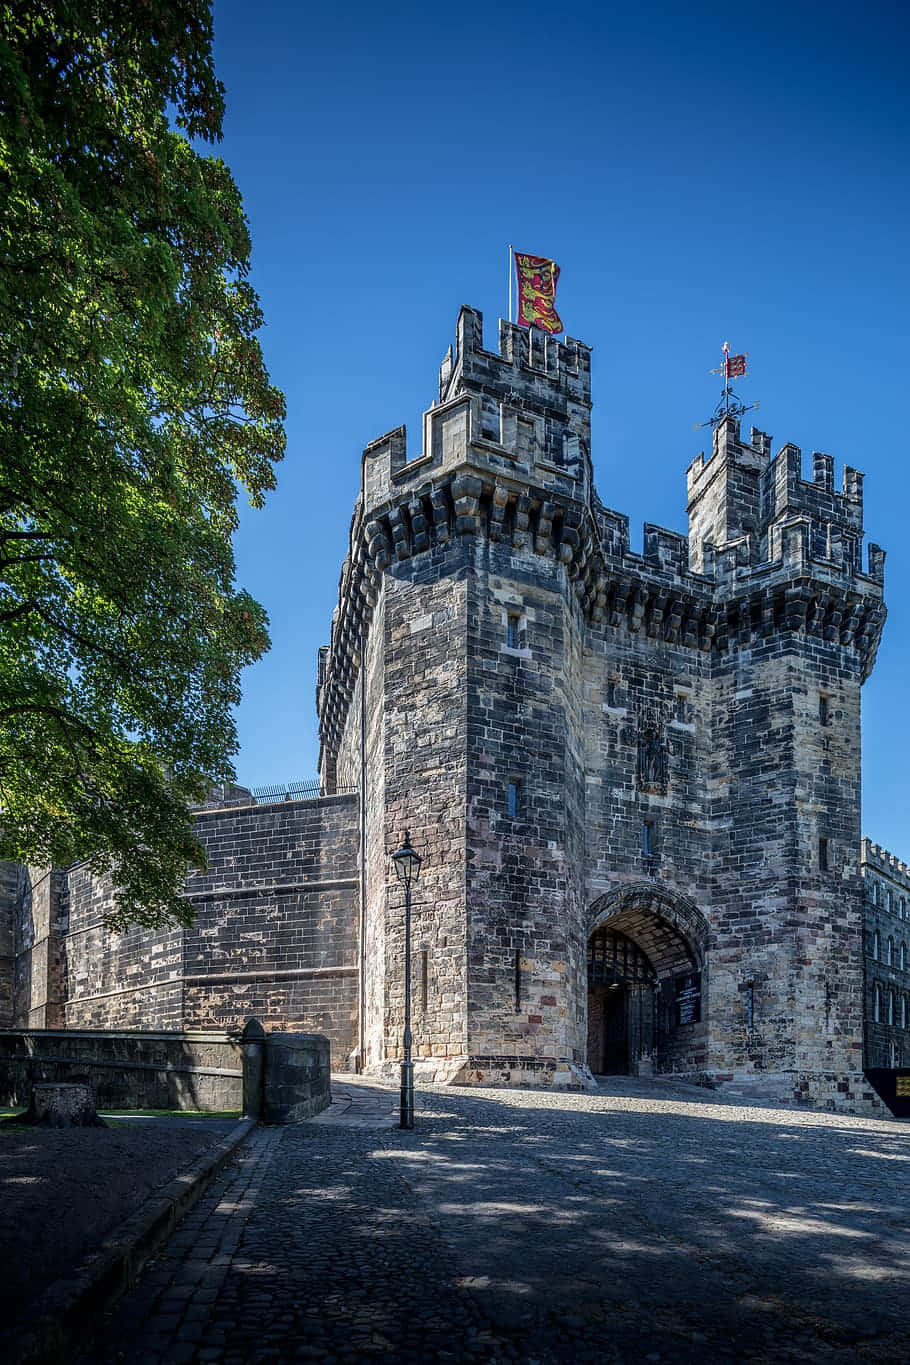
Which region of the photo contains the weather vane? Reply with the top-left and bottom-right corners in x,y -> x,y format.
695,342 -> 760,430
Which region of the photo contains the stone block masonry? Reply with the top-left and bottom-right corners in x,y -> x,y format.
316,304 -> 887,1110
0,861 -> 17,1028
3,795 -> 359,1067
862,839 -> 910,1074
0,303 -> 897,1114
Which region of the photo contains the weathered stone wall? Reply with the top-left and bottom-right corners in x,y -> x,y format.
583,616 -> 711,1078
380,562 -> 469,1073
0,1027 -> 333,1117
13,866 -> 68,1028
181,795 -> 359,1057
314,304 -> 887,1109
0,861 -> 17,1028
1,305 -> 890,1114
262,1032 -> 332,1122
464,536 -> 587,1083
862,840 -> 910,1069
0,1028 -> 243,1111
7,795 -> 360,1070
64,863 -> 185,1029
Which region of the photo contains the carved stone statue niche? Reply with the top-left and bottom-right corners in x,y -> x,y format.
637,723 -> 667,793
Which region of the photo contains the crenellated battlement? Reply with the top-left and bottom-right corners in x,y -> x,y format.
439,305 -> 592,410
360,307 -> 594,515
316,309 -> 887,767
687,416 -> 879,583
863,839 -> 910,889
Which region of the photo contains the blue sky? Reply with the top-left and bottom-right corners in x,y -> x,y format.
212,0 -> 910,855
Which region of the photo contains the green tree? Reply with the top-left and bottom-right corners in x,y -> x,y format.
0,2 -> 286,929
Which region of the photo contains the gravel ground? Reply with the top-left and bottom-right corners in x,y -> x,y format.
0,1115 -> 236,1341
85,1077 -> 910,1364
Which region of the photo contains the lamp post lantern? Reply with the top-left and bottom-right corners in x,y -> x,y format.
391,830 -> 421,1129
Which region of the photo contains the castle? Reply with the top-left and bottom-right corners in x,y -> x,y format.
1,306 -> 903,1113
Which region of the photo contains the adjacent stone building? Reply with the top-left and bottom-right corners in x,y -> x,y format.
862,840 -> 910,1069
0,305 -> 899,1112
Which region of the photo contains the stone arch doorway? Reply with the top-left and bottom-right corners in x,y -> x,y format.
586,884 -> 709,1077
587,928 -> 657,1074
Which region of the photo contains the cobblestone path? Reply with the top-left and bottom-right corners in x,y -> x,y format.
89,1079 -> 910,1364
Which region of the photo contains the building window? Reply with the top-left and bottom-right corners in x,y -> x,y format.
873,930 -> 881,961
888,991 -> 896,1026
818,837 -> 829,873
819,693 -> 830,726
903,995 -> 908,1030
506,613 -> 520,649
607,678 -> 619,708
888,937 -> 895,967
902,943 -> 907,972
642,818 -> 655,857
675,692 -> 691,723
888,889 -> 894,914
874,984 -> 881,1022
507,780 -> 521,819
875,882 -> 882,906
481,397 -> 500,441
901,898 -> 907,920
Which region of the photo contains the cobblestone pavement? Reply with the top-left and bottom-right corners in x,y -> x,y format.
87,1078 -> 910,1364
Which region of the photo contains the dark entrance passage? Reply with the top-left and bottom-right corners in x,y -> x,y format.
586,928 -> 656,1075
588,984 -> 628,1074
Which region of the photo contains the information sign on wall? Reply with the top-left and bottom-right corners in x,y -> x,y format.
675,973 -> 702,1026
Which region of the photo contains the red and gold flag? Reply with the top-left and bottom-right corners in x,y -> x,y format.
514,251 -> 563,334
725,353 -> 747,379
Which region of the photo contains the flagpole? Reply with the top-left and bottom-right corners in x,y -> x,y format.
508,244 -> 513,324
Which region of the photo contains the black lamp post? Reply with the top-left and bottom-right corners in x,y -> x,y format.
391,829 -> 421,1129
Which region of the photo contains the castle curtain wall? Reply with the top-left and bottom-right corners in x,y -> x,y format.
10,795 -> 360,1063
180,795 -> 359,1050
65,863 -> 185,1029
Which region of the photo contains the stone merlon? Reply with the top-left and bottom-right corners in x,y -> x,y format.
317,308 -> 886,765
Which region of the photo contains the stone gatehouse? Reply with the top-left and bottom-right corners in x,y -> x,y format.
0,306 -> 895,1112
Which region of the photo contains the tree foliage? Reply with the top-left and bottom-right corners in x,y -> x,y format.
0,1 -> 286,928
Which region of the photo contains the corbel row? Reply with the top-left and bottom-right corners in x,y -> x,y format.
317,529 -> 382,757
318,477 -> 887,762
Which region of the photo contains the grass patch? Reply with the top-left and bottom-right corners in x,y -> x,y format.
99,1108 -> 241,1120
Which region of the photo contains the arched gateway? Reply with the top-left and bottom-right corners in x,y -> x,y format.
586,884 -> 710,1077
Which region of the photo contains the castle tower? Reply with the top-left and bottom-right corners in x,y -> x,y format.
317,307 -> 886,1107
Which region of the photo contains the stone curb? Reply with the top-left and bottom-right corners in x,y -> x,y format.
7,1116 -> 257,1365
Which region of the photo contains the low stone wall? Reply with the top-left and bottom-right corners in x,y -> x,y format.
0,1026 -> 333,1119
0,1029 -> 243,1111
264,1033 -> 332,1122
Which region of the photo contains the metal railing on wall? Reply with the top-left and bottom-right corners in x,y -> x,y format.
251,781 -> 355,804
